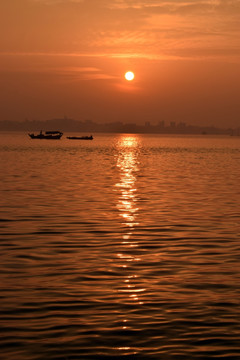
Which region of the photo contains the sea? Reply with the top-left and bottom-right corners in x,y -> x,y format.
0,132 -> 240,360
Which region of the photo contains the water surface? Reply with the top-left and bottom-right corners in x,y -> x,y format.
0,133 -> 240,359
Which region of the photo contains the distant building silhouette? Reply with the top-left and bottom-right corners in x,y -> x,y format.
0,117 -> 238,135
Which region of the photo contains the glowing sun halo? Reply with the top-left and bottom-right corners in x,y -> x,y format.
125,71 -> 134,81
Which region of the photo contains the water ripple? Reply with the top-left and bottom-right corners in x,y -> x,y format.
0,134 -> 240,359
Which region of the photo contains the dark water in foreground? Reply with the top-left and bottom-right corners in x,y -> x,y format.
0,133 -> 240,360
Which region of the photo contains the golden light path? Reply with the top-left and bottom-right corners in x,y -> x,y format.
115,135 -> 139,231
114,136 -> 145,357
115,135 -> 146,321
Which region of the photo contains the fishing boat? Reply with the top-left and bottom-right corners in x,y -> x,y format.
28,131 -> 63,139
66,135 -> 93,140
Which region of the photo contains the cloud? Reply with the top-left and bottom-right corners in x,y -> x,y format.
53,65 -> 117,81
107,0 -> 218,12
23,0 -> 240,13
0,53 -> 117,82
32,0 -> 84,4
1,0 -> 240,62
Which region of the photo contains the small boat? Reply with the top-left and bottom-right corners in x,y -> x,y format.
67,135 -> 93,140
28,131 -> 63,139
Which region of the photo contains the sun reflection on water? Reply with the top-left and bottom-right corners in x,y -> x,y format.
114,135 -> 145,314
115,136 -> 140,230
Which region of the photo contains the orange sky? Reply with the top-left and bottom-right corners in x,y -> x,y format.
0,0 -> 240,127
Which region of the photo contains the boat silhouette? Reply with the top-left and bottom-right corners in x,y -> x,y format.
66,135 -> 93,140
28,131 -> 63,139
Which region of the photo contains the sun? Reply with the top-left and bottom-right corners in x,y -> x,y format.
125,71 -> 135,81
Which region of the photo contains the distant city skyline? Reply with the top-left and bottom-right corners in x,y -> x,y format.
0,117 -> 239,135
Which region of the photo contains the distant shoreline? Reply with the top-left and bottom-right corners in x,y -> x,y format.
0,119 -> 239,136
